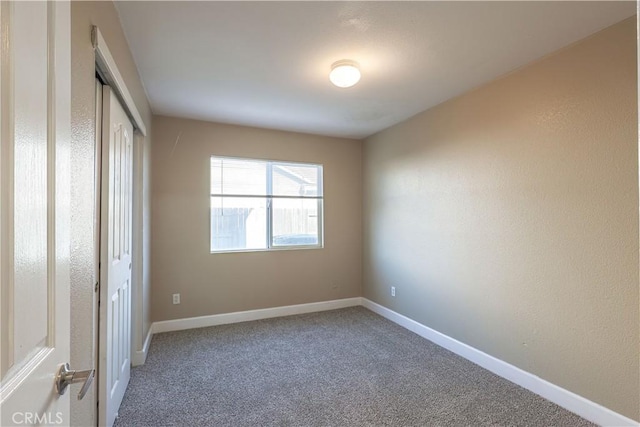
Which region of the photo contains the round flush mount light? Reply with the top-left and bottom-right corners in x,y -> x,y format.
329,60 -> 361,88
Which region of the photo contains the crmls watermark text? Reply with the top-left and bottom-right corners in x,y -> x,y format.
11,412 -> 64,425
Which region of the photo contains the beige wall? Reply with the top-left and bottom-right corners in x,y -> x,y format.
151,116 -> 362,321
363,17 -> 639,420
71,2 -> 152,425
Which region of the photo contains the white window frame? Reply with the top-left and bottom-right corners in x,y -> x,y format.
210,156 -> 324,253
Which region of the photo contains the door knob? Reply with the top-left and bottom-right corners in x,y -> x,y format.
55,363 -> 95,400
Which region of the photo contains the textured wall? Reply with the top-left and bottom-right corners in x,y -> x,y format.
70,2 -> 152,425
151,116 -> 362,321
363,18 -> 639,420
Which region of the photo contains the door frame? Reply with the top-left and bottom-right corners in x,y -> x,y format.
92,25 -> 147,426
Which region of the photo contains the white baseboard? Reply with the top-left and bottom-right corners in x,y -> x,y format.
361,298 -> 639,427
152,297 -> 362,334
131,327 -> 153,367
141,296 -> 637,426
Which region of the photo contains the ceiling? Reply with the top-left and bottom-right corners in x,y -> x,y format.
114,1 -> 635,139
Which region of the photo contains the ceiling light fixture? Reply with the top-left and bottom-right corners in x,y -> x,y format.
329,60 -> 361,88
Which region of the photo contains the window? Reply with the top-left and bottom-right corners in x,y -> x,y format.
210,156 -> 323,252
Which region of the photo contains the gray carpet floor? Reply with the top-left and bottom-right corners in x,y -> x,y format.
115,307 -> 595,427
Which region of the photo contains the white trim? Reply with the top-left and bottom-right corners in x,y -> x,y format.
91,26 -> 152,420
152,297 -> 362,334
131,327 -> 152,367
92,24 -> 150,406
91,26 -> 146,136
361,298 -> 639,427
142,296 -> 638,426
130,131 -> 145,366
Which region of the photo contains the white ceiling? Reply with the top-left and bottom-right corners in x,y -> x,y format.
115,1 -> 635,139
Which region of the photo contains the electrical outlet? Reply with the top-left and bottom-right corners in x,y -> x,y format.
391,286 -> 396,297
172,293 -> 180,305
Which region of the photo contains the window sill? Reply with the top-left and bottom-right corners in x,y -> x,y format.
209,245 -> 323,255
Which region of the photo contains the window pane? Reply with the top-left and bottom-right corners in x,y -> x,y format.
271,198 -> 320,246
272,163 -> 322,197
211,197 -> 267,251
211,157 -> 267,196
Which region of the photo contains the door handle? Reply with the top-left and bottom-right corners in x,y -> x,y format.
55,363 -> 95,400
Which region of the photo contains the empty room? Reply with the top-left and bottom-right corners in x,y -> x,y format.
0,1 -> 638,427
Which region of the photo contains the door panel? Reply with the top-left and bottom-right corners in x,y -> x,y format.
0,1 -> 71,426
99,87 -> 133,427
12,0 -> 49,369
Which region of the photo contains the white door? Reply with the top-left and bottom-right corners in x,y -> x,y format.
0,1 -> 73,426
99,87 -> 133,427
